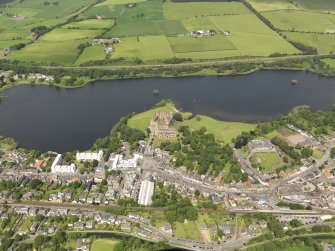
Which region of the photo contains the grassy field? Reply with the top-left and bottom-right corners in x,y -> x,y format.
75,45 -> 106,65
1,0 -> 303,64
262,10 -> 335,32
253,152 -> 282,173
63,19 -> 115,30
322,58 -> 335,68
112,35 -> 174,61
176,115 -> 256,144
91,239 -> 119,251
283,32 -> 335,54
247,0 -> 298,12
174,221 -> 201,240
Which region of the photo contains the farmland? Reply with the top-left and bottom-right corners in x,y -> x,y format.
1,0 -> 303,66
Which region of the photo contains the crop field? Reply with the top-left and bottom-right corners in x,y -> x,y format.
283,32 -> 335,54
247,0 -> 298,12
0,0 -> 308,65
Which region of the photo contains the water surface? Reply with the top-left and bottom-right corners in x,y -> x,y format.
0,71 -> 334,152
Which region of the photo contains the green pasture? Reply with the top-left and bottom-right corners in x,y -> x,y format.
167,35 -> 235,53
176,115 -> 256,144
39,28 -> 101,42
63,19 -> 115,30
252,152 -> 282,173
81,5 -> 125,18
283,32 -> 335,54
163,1 -> 250,20
106,20 -> 187,37
112,35 -> 174,61
96,0 -> 146,6
292,0 -> 335,12
281,247 -> 314,251
10,39 -> 89,64
75,45 -> 106,65
117,0 -> 164,24
246,0 -> 298,12
262,10 -> 335,32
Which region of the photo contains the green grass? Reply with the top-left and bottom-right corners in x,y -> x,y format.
174,221 -> 201,240
91,239 -> 119,251
10,39 -> 90,64
281,247 -> 315,251
176,115 -> 256,144
112,35 -> 174,61
167,35 -> 235,53
96,0 -> 146,6
322,58 -> 335,68
63,19 -> 115,30
312,149 -> 323,159
246,0 -> 298,12
163,1 -> 250,20
75,45 -> 106,65
283,32 -> 335,54
262,10 -> 335,32
253,152 -> 282,173
128,102 -> 178,131
81,5 -> 125,18
39,28 -> 102,42
106,20 -> 187,37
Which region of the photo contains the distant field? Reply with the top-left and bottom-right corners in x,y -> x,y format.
281,247 -> 314,251
247,0 -> 298,12
163,1 -> 250,20
113,35 -> 174,61
63,19 -> 115,30
283,32 -> 335,54
106,20 -> 187,37
10,39 -> 90,64
262,10 -> 335,32
75,45 -> 106,65
176,115 -> 256,144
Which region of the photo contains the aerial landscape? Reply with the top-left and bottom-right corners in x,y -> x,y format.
1,0 -> 335,251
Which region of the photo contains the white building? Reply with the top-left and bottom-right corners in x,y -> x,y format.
138,180 -> 154,206
76,150 -> 104,162
109,153 -> 142,169
51,154 -> 77,174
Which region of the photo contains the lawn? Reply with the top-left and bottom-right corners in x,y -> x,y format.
75,45 -> 106,65
312,149 -> 323,159
112,35 -> 174,61
127,102 -> 178,131
283,32 -> 335,54
174,221 -> 201,240
252,152 -> 282,173
262,10 -> 335,32
91,239 -> 119,251
176,115 -> 256,144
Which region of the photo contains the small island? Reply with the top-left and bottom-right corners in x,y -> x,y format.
290,79 -> 298,85
152,89 -> 160,96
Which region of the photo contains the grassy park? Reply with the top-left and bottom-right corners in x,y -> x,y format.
252,152 -> 282,173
